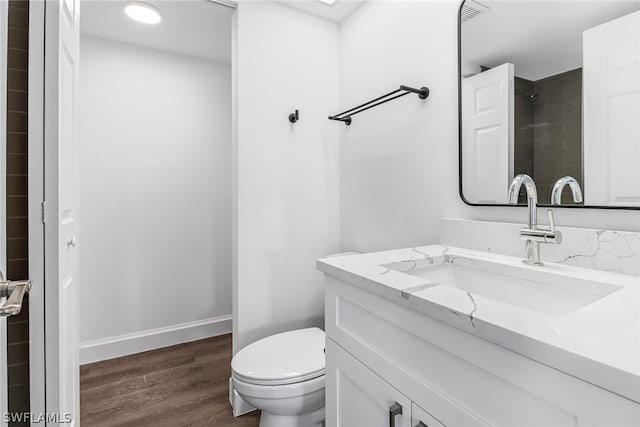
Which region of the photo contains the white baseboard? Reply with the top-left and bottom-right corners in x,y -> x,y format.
79,315 -> 232,365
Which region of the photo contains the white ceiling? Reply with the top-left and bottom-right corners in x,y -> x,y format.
462,0 -> 640,81
281,0 -> 365,22
80,0 -> 234,64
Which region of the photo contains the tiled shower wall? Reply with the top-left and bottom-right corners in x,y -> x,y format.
512,68 -> 583,205
513,76 -> 534,204
532,68 -> 583,204
6,0 -> 30,418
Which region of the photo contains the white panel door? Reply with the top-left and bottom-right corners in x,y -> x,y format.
583,11 -> 640,206
462,63 -> 514,204
326,339 -> 412,427
44,0 -> 80,425
0,1 -> 8,425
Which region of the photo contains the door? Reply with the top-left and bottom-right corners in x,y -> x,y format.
462,63 -> 514,204
583,11 -> 640,206
43,0 -> 80,424
325,339 -> 412,427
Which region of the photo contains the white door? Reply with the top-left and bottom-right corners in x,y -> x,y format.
43,0 -> 80,425
583,11 -> 640,206
325,339 -> 412,427
462,63 -> 514,204
0,1 -> 9,425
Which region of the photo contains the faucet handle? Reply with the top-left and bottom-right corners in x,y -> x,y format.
546,209 -> 562,244
547,209 -> 556,232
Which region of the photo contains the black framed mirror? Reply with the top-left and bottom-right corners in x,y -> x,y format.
458,0 -> 640,209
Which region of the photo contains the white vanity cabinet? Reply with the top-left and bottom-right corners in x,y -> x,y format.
323,275 -> 640,427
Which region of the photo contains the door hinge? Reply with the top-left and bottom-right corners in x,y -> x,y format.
41,201 -> 46,224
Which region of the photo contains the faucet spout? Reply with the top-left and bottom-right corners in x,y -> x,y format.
507,174 -> 561,266
508,174 -> 538,229
551,176 -> 583,205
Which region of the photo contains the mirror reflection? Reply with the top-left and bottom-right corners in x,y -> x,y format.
460,0 -> 640,207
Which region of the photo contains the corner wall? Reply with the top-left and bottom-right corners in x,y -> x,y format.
78,36 -> 233,363
233,1 -> 340,353
339,0 -> 464,252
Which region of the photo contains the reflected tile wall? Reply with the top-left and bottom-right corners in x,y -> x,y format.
533,68 -> 583,204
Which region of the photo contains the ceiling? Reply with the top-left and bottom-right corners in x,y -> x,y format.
80,0 -> 234,63
462,0 -> 640,81
281,0 -> 365,22
80,0 -> 364,62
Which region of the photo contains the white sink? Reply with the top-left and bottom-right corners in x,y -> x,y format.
394,257 -> 622,317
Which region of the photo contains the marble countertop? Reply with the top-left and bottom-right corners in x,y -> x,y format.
317,245 -> 640,403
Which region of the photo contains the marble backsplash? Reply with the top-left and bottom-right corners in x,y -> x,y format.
439,219 -> 640,276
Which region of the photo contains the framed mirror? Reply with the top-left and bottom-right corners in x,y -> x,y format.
458,0 -> 640,208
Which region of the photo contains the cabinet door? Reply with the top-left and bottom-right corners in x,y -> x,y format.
412,403 -> 445,427
326,338 -> 412,427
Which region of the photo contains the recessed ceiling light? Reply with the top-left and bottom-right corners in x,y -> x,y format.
318,0 -> 338,5
125,2 -> 162,24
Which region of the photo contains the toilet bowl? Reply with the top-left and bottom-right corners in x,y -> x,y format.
231,327 -> 326,427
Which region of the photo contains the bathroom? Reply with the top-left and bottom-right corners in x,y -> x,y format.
0,0 -> 639,426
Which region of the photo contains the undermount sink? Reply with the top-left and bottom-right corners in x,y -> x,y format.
394,257 -> 622,317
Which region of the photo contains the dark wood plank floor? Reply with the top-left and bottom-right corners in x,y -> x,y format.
80,334 -> 260,427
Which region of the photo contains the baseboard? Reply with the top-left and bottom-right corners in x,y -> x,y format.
79,315 -> 232,365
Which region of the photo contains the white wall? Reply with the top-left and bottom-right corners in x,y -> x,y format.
340,0 -> 464,252
339,0 -> 640,255
78,35 -> 232,363
233,2 -> 341,353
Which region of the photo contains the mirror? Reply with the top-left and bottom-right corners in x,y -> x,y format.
459,0 -> 640,208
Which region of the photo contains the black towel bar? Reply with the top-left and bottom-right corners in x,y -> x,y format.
328,85 -> 429,126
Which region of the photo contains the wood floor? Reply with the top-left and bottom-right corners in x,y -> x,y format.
80,334 -> 261,427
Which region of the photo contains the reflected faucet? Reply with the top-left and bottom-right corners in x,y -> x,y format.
508,174 -> 562,266
551,176 -> 583,205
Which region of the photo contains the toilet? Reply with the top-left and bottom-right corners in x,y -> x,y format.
231,327 -> 326,427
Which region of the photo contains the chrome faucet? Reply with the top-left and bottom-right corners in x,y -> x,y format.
551,176 -> 583,205
508,174 -> 562,265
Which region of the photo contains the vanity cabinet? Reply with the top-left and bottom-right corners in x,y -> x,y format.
323,275 -> 640,427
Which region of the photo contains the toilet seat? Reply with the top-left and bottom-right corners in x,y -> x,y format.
233,369 -> 324,386
231,328 -> 325,386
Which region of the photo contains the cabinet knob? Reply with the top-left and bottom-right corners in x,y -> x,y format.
389,402 -> 403,427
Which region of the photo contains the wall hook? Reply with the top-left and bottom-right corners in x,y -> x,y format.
289,109 -> 299,123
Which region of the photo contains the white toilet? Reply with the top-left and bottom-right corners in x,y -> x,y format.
231,327 -> 326,427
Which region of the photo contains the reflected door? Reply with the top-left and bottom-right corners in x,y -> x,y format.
583,11 -> 640,206
462,63 -> 514,204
